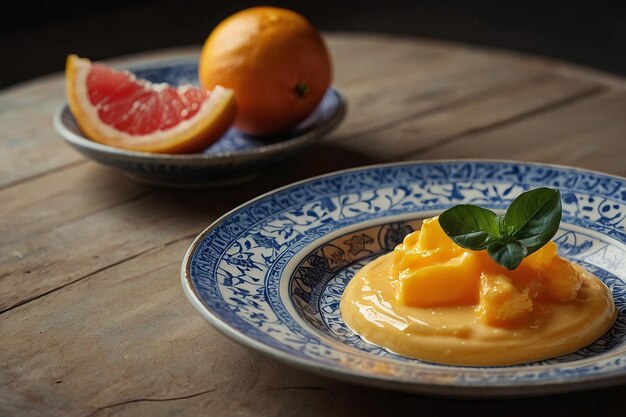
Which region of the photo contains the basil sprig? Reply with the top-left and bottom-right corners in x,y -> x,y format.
439,188 -> 562,270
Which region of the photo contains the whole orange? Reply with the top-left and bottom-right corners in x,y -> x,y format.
199,7 -> 332,136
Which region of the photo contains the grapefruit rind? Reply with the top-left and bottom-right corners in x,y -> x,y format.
66,54 -> 236,154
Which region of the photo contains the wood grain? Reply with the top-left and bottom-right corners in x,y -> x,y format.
411,90 -> 626,176
0,34 -> 603,188
2,241 -> 625,417
1,33 -> 625,417
0,164 -> 148,244
336,73 -> 603,159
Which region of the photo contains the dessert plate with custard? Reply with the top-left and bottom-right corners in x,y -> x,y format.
182,160 -> 626,397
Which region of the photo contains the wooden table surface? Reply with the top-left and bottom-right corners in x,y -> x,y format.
2,33 -> 625,416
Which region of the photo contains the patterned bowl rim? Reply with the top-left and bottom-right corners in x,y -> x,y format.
181,160 -> 626,396
53,87 -> 345,165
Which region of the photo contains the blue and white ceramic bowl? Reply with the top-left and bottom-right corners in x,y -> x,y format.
182,160 -> 626,397
53,58 -> 346,188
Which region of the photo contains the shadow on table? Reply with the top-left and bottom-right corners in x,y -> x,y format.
239,349 -> 624,417
257,142 -> 380,187
106,143 -> 379,229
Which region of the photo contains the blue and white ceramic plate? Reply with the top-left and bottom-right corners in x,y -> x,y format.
53,58 -> 346,188
182,160 -> 626,397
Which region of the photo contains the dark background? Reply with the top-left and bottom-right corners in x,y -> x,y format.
2,0 -> 625,89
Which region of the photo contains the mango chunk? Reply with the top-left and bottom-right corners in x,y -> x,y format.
523,241 -> 558,269
392,218 -> 462,277
391,216 -> 583,322
477,273 -> 533,326
539,256 -> 582,302
392,245 -> 454,278
397,252 -> 480,308
416,217 -> 458,253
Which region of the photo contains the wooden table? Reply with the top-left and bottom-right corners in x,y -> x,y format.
2,33 -> 625,416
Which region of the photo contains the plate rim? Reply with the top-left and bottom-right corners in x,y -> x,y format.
181,159 -> 626,396
53,86 -> 346,164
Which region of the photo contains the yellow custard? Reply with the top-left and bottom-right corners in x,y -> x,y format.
340,217 -> 616,366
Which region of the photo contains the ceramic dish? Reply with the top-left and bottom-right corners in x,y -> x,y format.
182,160 -> 625,397
53,58 -> 346,188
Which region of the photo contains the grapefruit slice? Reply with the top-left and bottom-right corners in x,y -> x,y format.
65,54 -> 236,154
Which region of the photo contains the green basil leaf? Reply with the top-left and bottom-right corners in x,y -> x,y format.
504,188 -> 562,254
439,205 -> 501,250
487,241 -> 528,270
